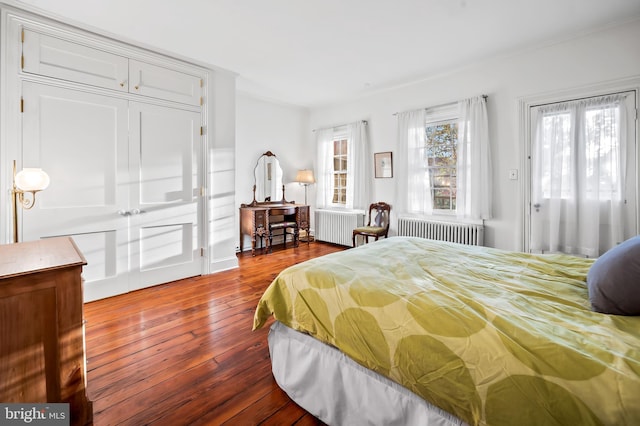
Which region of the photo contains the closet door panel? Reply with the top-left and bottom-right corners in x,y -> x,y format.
129,59 -> 201,105
22,29 -> 129,92
128,102 -> 201,290
21,82 -> 130,302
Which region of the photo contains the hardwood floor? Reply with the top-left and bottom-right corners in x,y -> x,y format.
84,241 -> 345,425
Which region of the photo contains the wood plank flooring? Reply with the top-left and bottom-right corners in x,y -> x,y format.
84,241 -> 345,425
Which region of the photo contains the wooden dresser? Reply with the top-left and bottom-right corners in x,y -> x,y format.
239,203 -> 310,255
0,237 -> 93,426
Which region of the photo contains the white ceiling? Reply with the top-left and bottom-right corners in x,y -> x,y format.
13,0 -> 640,107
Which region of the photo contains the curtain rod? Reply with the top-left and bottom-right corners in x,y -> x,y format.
312,120 -> 368,132
392,94 -> 488,116
529,90 -> 633,109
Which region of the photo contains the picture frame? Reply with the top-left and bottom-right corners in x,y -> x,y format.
374,151 -> 393,178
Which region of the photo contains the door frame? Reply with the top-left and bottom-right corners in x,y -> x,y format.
519,77 -> 640,253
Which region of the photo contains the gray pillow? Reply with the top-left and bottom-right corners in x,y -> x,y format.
587,235 -> 640,315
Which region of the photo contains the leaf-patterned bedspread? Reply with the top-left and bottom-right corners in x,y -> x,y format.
253,237 -> 640,425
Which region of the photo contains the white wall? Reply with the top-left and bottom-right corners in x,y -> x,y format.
236,94 -> 310,251
208,70 -> 239,271
307,18 -> 640,251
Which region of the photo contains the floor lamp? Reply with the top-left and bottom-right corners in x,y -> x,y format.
295,169 -> 315,242
295,169 -> 315,205
11,160 -> 50,243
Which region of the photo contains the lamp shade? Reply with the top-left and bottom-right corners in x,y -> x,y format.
295,169 -> 315,185
15,168 -> 50,191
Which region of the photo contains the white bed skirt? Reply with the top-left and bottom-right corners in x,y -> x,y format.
268,321 -> 467,426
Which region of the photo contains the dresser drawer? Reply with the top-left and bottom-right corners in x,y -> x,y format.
269,207 -> 296,216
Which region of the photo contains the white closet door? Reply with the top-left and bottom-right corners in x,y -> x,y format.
129,60 -> 202,106
22,29 -> 129,92
128,102 -> 202,291
21,81 -> 130,301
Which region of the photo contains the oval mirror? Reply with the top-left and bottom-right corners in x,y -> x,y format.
254,151 -> 283,202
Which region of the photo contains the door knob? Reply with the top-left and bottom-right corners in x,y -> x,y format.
533,203 -> 541,212
117,209 -> 130,216
131,209 -> 146,215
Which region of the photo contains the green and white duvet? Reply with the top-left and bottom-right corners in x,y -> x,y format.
254,237 -> 640,425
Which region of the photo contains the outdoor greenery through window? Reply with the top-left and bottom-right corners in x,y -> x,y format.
332,138 -> 348,204
425,120 -> 458,210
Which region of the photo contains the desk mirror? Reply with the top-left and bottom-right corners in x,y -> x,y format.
254,151 -> 283,203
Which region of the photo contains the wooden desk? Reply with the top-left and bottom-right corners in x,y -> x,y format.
239,203 -> 309,256
0,237 -> 93,426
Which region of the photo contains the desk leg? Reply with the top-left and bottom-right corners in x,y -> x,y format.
266,231 -> 271,253
251,233 -> 256,256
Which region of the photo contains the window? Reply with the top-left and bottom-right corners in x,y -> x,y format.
316,121 -> 369,210
332,138 -> 348,204
424,104 -> 459,212
397,96 -> 490,220
425,120 -> 458,211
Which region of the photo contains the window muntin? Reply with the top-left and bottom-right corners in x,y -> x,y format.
332,138 -> 348,205
425,119 -> 458,211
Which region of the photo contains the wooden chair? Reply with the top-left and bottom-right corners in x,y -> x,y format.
352,202 -> 391,247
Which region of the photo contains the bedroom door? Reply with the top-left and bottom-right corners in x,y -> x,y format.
528,91 -> 637,256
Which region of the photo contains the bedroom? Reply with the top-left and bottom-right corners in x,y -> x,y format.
1,0 -> 639,424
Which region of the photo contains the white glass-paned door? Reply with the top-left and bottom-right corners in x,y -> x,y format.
529,92 -> 637,257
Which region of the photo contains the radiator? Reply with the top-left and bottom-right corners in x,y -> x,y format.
315,210 -> 365,246
397,217 -> 484,246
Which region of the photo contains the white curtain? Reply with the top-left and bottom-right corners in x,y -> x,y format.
396,109 -> 431,215
346,121 -> 370,210
315,127 -> 334,209
315,121 -> 369,210
457,96 -> 492,220
530,94 -> 628,257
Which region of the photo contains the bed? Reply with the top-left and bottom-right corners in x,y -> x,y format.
253,236 -> 640,425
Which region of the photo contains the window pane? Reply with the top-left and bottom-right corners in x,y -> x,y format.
425,120 -> 458,211
330,138 -> 349,205
540,112 -> 572,199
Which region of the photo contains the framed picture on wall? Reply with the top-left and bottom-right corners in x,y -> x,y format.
374,151 -> 393,178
